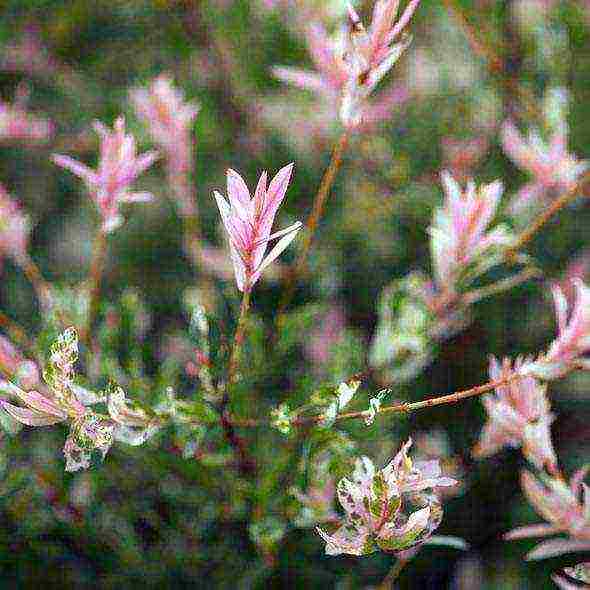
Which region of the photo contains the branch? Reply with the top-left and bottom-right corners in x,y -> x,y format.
441,0 -> 540,122
505,171 -> 590,259
84,229 -> 108,343
378,550 -> 418,588
230,375 -> 520,429
278,131 -> 350,314
0,310 -> 33,351
221,289 -> 256,475
226,289 -> 252,385
18,253 -> 54,311
462,265 -> 543,306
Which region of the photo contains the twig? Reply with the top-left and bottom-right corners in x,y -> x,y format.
441,0 -> 503,73
221,289 -> 255,475
441,0 -> 540,122
462,266 -> 542,306
182,208 -> 204,270
18,254 -> 53,311
219,410 -> 256,476
226,290 -> 252,385
0,310 -> 33,351
278,131 -> 350,314
84,229 -> 108,343
505,171 -> 590,259
230,375 -> 519,429
165,137 -> 204,271
299,375 -> 517,425
378,551 -> 417,589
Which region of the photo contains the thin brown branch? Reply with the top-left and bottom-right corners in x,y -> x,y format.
182,208 -> 204,270
19,254 -> 53,311
441,0 -> 503,73
219,409 -> 257,476
299,375 -> 517,425
230,375 -> 519,429
221,289 -> 256,476
165,142 -> 205,272
0,310 -> 33,352
441,0 -> 540,122
84,229 -> 108,343
226,289 -> 252,386
505,171 -> 590,259
278,131 -> 350,314
462,265 -> 543,306
378,551 -> 417,589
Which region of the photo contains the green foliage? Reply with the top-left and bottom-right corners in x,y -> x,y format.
370,272 -> 438,382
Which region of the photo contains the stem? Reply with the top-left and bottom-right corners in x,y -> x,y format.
462,265 -> 542,306
221,289 -> 255,475
441,0 -> 539,122
230,375 -> 520,429
182,211 -> 203,270
441,0 -> 502,74
278,131 -> 350,314
168,152 -> 204,270
220,410 -> 256,476
0,311 -> 33,351
84,229 -> 108,343
505,171 -> 590,259
378,552 -> 417,589
301,375 -> 517,425
19,254 -> 53,311
20,254 -> 76,331
227,289 -> 252,386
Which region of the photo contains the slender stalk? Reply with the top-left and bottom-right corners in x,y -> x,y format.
0,310 -> 33,351
441,0 -> 502,74
84,229 -> 108,343
230,375 -> 519,429
19,254 -> 53,310
182,211 -> 203,270
301,375 -> 517,425
378,552 -> 417,589
462,266 -> 542,306
227,289 -> 252,385
441,0 -> 539,122
505,171 -> 590,259
167,149 -> 204,271
278,131 -> 350,314
220,410 -> 256,476
221,289 -> 255,475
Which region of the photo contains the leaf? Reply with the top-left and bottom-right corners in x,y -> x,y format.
107,385 -> 156,428
364,389 -> 390,426
250,222 -> 302,283
249,517 -> 287,553
321,379 -> 361,427
526,538 -> 590,561
377,507 -> 431,552
270,403 -> 293,435
113,423 -> 159,446
423,535 -> 469,550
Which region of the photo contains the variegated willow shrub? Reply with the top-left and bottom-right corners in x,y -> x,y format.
1,0 -> 590,587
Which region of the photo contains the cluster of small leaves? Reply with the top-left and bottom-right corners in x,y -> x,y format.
370,272 -> 442,383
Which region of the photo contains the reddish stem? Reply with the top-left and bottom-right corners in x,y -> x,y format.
84,229 -> 108,343
278,131 -> 350,314
221,289 -> 256,476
